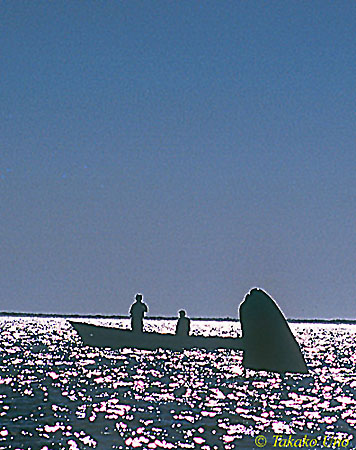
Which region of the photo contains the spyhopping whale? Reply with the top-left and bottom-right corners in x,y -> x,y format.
239,288 -> 308,374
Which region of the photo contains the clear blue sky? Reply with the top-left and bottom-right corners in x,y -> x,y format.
1,1 -> 356,318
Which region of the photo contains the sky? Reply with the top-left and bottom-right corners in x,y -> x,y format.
1,1 -> 356,319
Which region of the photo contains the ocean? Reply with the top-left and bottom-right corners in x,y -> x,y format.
0,318 -> 355,450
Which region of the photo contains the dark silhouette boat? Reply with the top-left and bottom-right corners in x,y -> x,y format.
70,288 -> 309,374
69,320 -> 243,351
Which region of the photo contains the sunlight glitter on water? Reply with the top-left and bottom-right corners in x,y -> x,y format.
0,318 -> 355,449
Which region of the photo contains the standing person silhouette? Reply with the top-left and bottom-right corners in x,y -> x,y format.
175,310 -> 190,336
129,293 -> 148,333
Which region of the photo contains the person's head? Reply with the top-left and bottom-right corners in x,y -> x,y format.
135,293 -> 143,302
178,310 -> 186,318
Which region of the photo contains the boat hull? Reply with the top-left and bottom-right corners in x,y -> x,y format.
69,320 -> 308,374
69,321 -> 244,351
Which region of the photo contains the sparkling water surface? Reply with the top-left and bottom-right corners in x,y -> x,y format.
0,318 -> 355,450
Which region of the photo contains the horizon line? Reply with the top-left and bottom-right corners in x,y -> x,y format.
0,311 -> 355,324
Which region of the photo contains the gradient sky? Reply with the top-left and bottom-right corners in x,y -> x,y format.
1,1 -> 356,319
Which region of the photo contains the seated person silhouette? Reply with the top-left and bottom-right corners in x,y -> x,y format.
175,310 -> 190,337
129,293 -> 148,333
